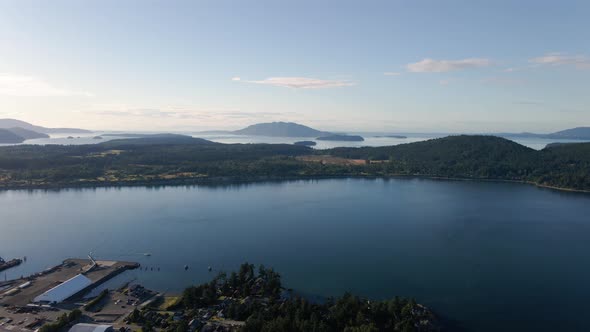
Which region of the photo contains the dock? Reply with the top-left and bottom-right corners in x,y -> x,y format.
0,258 -> 139,307
0,258 -> 23,272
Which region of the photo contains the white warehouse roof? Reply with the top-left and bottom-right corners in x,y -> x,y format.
34,274 -> 92,303
69,324 -> 113,332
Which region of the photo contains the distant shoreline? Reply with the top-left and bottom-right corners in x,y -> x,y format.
0,174 -> 588,194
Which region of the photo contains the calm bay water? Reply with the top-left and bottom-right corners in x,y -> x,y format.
1,179 -> 590,331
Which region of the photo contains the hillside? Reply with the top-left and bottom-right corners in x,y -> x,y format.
99,134 -> 217,148
0,129 -> 25,143
547,127 -> 590,140
0,119 -> 91,134
6,127 -> 50,140
324,135 -> 537,178
500,126 -> 590,140
0,135 -> 588,191
233,122 -> 330,137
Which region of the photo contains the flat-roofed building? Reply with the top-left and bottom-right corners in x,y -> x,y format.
68,323 -> 114,332
33,274 -> 92,303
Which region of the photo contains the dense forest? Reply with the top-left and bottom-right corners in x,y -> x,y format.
324,135 -> 590,190
0,135 -> 588,191
127,263 -> 440,332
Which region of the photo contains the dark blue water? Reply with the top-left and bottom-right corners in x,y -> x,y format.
1,179 -> 589,331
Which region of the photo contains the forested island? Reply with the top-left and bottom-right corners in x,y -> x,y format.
294,140 -> 317,146
127,263 -> 440,332
317,134 -> 365,142
0,135 -> 588,192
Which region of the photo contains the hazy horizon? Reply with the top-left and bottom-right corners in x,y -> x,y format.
1,1 -> 589,132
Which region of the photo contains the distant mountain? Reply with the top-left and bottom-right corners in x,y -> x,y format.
233,122 -> 330,137
499,127 -> 590,140
546,127 -> 590,140
317,134 -> 364,142
100,134 -> 217,148
0,119 -> 92,134
0,129 -> 26,143
6,127 -> 49,139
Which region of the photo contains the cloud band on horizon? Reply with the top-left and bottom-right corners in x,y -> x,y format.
232,76 -> 354,89
0,73 -> 93,97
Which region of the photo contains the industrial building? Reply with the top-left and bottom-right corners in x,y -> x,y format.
68,324 -> 114,332
33,274 -> 92,303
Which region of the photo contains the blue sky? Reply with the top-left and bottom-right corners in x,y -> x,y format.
0,0 -> 588,132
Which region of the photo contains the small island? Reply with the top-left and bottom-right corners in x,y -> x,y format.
376,135 -> 408,139
317,134 -> 365,142
294,140 -> 317,146
92,136 -> 103,140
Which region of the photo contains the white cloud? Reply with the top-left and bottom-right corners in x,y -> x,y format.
234,77 -> 354,89
89,104 -> 296,121
384,72 -> 401,76
407,58 -> 492,73
90,104 -> 240,120
529,53 -> 590,69
0,73 -> 92,97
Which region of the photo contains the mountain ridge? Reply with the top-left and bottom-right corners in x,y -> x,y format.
233,122 -> 331,137
0,119 -> 91,134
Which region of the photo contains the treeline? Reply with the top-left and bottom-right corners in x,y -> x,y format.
322,136 -> 590,190
169,263 -> 439,332
0,135 -> 589,191
243,294 -> 436,332
39,309 -> 82,332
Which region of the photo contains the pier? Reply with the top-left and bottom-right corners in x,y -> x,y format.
0,258 -> 139,307
0,257 -> 22,272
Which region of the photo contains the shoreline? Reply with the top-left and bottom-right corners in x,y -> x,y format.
0,174 -> 589,194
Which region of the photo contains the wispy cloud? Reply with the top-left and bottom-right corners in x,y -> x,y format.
407,58 -> 492,73
90,104 -> 240,120
89,104 -> 296,122
0,73 -> 92,97
529,53 -> 590,69
233,77 -> 354,89
384,72 -> 401,76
